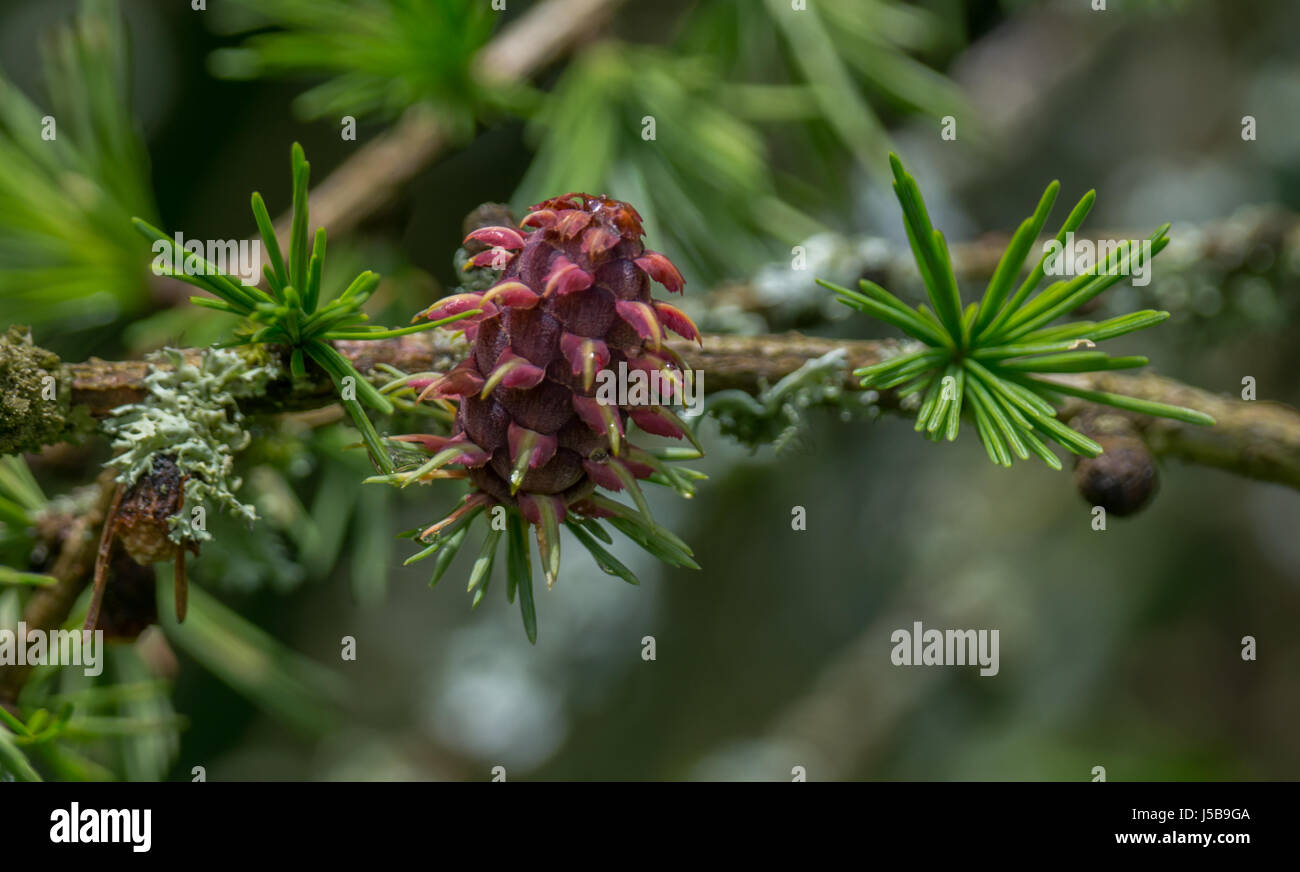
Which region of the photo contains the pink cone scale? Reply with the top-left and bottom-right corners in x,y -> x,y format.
398,194 -> 703,637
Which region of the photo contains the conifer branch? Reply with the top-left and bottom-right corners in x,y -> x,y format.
16,331 -> 1297,492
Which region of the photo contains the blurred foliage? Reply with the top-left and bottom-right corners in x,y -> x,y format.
1119,207 -> 1300,344
203,0 -> 975,286
0,0 -> 156,336
227,422 -> 414,604
156,576 -> 344,738
0,455 -> 46,578
518,0 -> 976,284
513,44 -> 822,285
208,0 -> 529,135
680,0 -> 976,166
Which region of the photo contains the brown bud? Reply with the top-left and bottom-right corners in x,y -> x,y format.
1071,413 -> 1158,516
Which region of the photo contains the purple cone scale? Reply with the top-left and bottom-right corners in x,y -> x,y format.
410,193 -> 700,542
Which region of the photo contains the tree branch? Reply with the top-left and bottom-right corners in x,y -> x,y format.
44,331 -> 1300,492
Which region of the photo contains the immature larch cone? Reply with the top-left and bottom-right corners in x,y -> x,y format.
407,193 -> 702,587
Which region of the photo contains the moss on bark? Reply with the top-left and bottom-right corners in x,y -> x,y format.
0,326 -> 91,454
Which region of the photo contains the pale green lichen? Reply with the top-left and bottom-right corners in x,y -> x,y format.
453,246 -> 504,293
706,349 -> 877,453
102,347 -> 277,544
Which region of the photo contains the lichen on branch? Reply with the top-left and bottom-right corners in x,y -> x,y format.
102,347 -> 276,544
